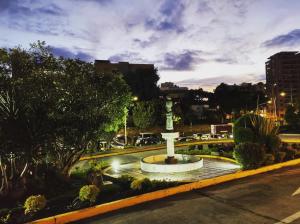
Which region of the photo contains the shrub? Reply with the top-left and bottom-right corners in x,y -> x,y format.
130,178 -> 152,192
233,127 -> 254,144
221,151 -> 234,158
101,184 -> 121,195
114,175 -> 135,190
234,114 -> 280,153
233,142 -> 265,170
188,145 -> 196,150
79,185 -> 100,203
151,180 -> 179,190
265,135 -> 281,153
24,195 -> 47,215
285,148 -> 297,160
264,154 -> 275,165
275,151 -> 286,163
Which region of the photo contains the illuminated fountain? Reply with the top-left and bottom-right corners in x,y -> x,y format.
140,97 -> 203,173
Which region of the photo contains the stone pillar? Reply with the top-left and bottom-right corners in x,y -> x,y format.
161,132 -> 179,164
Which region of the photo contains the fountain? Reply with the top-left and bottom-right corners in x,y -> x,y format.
140,97 -> 203,173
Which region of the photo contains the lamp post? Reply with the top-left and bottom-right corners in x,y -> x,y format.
272,91 -> 286,121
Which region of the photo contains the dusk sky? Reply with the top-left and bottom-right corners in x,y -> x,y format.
1,0 -> 300,91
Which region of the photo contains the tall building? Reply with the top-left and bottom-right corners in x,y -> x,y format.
94,60 -> 159,101
94,60 -> 154,74
266,52 -> 300,118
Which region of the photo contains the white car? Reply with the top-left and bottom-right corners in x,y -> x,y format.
201,134 -> 211,140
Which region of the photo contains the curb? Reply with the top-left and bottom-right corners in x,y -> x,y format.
80,139 -> 234,161
197,155 -> 237,163
29,157 -> 300,224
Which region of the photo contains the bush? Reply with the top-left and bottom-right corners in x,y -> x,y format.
114,175 -> 135,190
264,153 -> 275,165
285,148 -> 297,160
151,180 -> 179,190
275,151 -> 286,163
130,178 -> 152,192
24,195 -> 47,215
101,184 -> 121,195
264,135 -> 281,153
188,145 -> 196,150
233,127 -> 254,144
79,185 -> 100,203
233,142 -> 265,170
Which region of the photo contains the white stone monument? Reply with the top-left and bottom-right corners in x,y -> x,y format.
161,97 -> 179,164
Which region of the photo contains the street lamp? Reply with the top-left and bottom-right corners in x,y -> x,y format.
280,92 -> 286,97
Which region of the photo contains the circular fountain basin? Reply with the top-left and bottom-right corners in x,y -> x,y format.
140,154 -> 203,173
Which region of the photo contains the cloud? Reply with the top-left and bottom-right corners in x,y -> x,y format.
35,3 -> 64,16
175,73 -> 265,91
108,51 -> 146,63
214,57 -> 237,64
133,36 -> 159,48
161,50 -> 205,71
51,46 -> 93,62
72,0 -> 112,4
144,0 -> 185,33
263,29 -> 300,48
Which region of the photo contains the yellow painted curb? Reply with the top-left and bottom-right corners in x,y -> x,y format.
197,155 -> 237,163
80,139 -> 234,161
29,157 -> 300,224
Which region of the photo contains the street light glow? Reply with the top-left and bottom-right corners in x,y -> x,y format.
280,92 -> 286,97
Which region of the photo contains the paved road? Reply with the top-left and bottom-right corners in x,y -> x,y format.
75,166 -> 300,224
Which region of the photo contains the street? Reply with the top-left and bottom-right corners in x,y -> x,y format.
75,166 -> 300,224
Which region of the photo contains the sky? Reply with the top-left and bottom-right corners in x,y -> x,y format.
1,0 -> 300,91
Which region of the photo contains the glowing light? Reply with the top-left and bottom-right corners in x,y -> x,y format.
280,92 -> 286,97
112,160 -> 120,172
267,100 -> 272,104
132,96 -> 138,101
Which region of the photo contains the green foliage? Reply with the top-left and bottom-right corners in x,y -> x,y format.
79,185 -> 100,203
233,142 -> 266,170
122,68 -> 160,101
130,178 -> 152,192
132,101 -> 156,129
264,153 -> 275,165
101,184 -> 121,195
150,180 -> 179,190
275,151 -> 286,163
233,127 -> 254,144
214,82 -> 267,115
284,105 -> 299,126
0,42 -> 132,177
285,148 -> 297,160
24,195 -> 47,215
114,175 -> 135,190
233,114 -> 280,153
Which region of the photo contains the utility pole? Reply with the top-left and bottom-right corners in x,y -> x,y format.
124,107 -> 128,145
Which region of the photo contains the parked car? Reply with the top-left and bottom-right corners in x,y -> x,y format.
177,136 -> 195,142
201,134 -> 211,140
113,135 -> 132,145
135,133 -> 160,146
192,133 -> 202,140
110,140 -> 125,149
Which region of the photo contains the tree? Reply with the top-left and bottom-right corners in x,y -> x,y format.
0,42 -> 132,180
122,68 -> 160,101
284,105 -> 298,127
132,101 -> 156,130
213,82 -> 267,117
